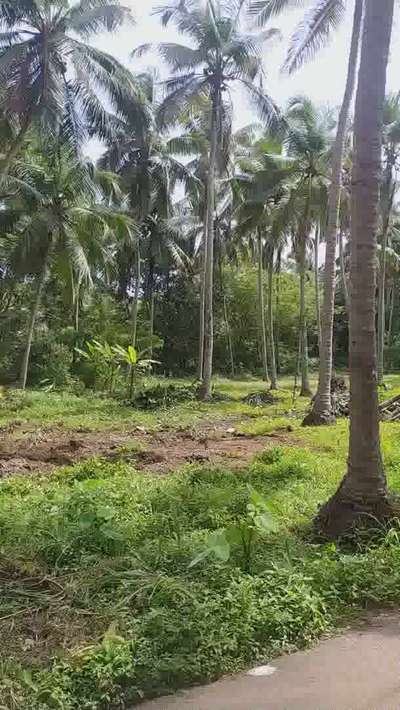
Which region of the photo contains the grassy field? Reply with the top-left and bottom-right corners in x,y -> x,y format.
1,376 -> 400,708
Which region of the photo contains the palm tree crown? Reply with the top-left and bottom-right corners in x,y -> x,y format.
0,0 -> 143,157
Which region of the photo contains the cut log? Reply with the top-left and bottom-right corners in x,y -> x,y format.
379,394 -> 400,421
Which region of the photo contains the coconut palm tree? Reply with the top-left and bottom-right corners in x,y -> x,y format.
283,97 -> 333,397
316,0 -> 395,538
0,0 -> 142,172
0,141 -> 136,389
169,97 -> 234,381
251,0 -> 364,423
308,0 -> 364,423
138,0 -> 281,399
234,130 -> 293,388
99,72 -> 196,352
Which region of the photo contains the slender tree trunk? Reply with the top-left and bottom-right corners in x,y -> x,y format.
198,197 -> 208,380
200,93 -> 219,400
267,252 -> 278,389
74,282 -> 80,335
305,0 -> 363,425
19,245 -> 51,390
149,291 -> 155,358
339,229 -> 350,312
297,232 -> 312,397
316,0 -> 394,538
388,285 -> 395,345
257,229 -> 269,383
377,179 -> 396,384
131,244 -> 141,349
71,277 -> 81,366
275,252 -> 282,373
314,225 -> 322,351
223,293 -> 235,378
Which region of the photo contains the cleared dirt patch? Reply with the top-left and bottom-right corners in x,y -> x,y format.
0,420 -> 298,476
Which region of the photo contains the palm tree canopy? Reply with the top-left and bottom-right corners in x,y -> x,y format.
250,0 -> 346,73
0,141 -> 136,289
0,0 -> 146,146
133,0 -> 282,132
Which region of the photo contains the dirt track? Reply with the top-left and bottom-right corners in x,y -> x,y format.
0,420 -> 296,477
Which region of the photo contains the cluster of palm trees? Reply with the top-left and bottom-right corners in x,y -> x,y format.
0,0 -> 399,537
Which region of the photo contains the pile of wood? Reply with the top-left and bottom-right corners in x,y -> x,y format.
332,391 -> 350,417
331,375 -> 350,417
243,391 -> 275,406
379,394 -> 400,421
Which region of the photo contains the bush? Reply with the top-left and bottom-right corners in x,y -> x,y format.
131,383 -> 197,409
28,337 -> 74,388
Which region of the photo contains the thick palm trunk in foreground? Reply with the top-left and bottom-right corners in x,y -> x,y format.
200,94 -> 219,400
305,0 -> 363,425
316,0 -> 394,538
257,229 -> 269,383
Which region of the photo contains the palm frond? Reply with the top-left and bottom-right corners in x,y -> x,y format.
242,80 -> 282,132
248,0 -> 305,27
283,0 -> 345,74
68,0 -> 134,39
158,42 -> 204,71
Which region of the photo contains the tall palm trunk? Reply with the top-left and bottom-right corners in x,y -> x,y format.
200,92 -> 219,400
257,229 -> 269,383
267,252 -> 277,389
20,242 -> 52,390
198,200 -> 208,380
339,228 -> 350,312
305,0 -> 363,425
377,176 -> 396,384
316,0 -> 394,538
218,256 -> 235,378
149,292 -> 155,358
275,250 -> 282,373
388,285 -> 395,345
223,293 -> 235,378
314,225 -> 322,351
131,244 -> 140,349
298,233 -> 312,397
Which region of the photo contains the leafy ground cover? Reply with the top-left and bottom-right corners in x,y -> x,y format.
1,377 -> 400,709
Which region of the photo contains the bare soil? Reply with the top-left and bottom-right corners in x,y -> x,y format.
0,420 -> 297,477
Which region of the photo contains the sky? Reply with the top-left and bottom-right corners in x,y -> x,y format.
88,0 -> 400,157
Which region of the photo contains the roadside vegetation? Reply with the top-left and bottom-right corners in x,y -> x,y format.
0,377 -> 400,708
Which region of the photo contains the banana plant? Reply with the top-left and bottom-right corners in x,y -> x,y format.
75,340 -> 121,395
112,345 -> 158,399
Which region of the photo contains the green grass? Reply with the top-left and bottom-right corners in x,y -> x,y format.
0,376 -> 311,433
1,376 -> 400,708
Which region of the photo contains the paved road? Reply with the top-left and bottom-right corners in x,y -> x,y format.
140,612 -> 400,710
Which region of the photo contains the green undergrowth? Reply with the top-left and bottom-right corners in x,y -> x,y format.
0,376 -> 311,432
2,425 -> 400,708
